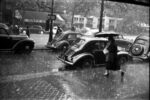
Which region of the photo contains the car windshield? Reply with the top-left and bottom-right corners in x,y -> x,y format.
73,38 -> 85,48
31,25 -> 42,29
54,33 -> 64,40
135,39 -> 147,45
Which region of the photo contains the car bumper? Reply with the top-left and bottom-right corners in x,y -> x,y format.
132,55 -> 149,60
46,44 -> 57,49
57,56 -> 74,65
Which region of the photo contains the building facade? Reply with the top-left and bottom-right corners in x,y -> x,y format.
72,14 -> 122,31
73,15 -> 86,29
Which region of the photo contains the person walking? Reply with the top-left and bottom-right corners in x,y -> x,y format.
26,26 -> 30,38
103,36 -> 124,77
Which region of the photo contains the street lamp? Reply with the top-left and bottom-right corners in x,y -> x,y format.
47,0 -> 55,47
99,0 -> 104,32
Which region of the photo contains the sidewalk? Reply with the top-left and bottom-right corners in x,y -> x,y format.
30,34 -> 50,50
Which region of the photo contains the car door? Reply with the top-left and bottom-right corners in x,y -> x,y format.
92,41 -> 106,64
0,28 -> 12,50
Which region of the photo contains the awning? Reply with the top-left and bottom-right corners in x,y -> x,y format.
20,11 -> 65,23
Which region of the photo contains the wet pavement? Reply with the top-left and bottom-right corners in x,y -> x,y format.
0,50 -> 149,100
0,34 -> 149,100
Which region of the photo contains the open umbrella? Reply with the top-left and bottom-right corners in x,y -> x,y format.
95,31 -> 119,37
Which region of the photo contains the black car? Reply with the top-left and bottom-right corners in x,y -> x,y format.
58,36 -> 132,68
129,33 -> 149,60
22,25 -> 45,34
48,30 -> 82,51
0,26 -> 34,54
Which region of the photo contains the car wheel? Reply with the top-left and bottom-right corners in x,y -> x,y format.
131,44 -> 144,56
80,58 -> 94,68
61,44 -> 69,52
118,56 -> 127,66
15,43 -> 34,54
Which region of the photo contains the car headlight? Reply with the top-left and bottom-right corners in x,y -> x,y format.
41,31 -> 44,34
23,30 -> 26,34
67,55 -> 73,61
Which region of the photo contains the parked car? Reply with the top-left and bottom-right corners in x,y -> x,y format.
129,33 -> 149,60
58,36 -> 132,68
48,30 -> 82,51
30,25 -> 45,34
22,25 -> 44,34
95,31 -> 133,52
0,26 -> 34,54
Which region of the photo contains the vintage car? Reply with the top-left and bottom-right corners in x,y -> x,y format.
0,25 -> 34,54
58,36 -> 132,68
129,33 -> 149,60
48,30 -> 82,51
22,25 -> 45,34
0,23 -> 9,30
95,32 -> 133,52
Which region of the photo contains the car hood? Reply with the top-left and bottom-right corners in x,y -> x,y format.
10,35 -> 29,40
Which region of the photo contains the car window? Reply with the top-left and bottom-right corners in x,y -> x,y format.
85,41 -> 99,51
95,41 -> 106,50
73,39 -> 85,48
31,25 -> 42,29
0,28 -> 7,35
68,34 -> 76,39
135,39 -> 146,45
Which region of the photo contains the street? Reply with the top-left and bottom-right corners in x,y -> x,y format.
1,0 -> 149,99
0,48 -> 149,100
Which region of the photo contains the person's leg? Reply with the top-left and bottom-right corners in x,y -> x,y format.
104,61 -> 110,76
119,69 -> 124,77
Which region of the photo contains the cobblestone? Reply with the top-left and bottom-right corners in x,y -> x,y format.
0,76 -> 68,100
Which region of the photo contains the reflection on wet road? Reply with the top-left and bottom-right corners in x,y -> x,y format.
57,62 -> 149,100
0,51 -> 149,100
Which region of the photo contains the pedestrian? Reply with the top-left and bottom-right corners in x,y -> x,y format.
71,26 -> 76,31
55,25 -> 63,37
103,36 -> 124,77
26,26 -> 30,38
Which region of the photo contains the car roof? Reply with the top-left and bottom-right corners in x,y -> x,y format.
63,30 -> 82,35
81,36 -> 108,42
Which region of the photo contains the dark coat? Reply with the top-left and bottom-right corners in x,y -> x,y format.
26,28 -> 30,37
106,41 -> 120,70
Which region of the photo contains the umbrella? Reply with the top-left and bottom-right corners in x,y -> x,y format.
95,31 -> 119,37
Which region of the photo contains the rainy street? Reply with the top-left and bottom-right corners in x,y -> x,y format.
1,0 -> 149,99
0,49 -> 149,100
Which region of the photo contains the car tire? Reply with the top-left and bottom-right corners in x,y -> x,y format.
61,44 -> 69,52
80,58 -> 94,68
118,56 -> 127,66
131,44 -> 144,56
15,43 -> 34,54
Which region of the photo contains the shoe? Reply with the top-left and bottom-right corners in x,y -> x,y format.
121,71 -> 124,77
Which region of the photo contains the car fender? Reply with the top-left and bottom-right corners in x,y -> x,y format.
12,39 -> 34,50
117,51 -> 130,55
72,53 -> 94,64
57,41 -> 69,48
117,51 -> 132,60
